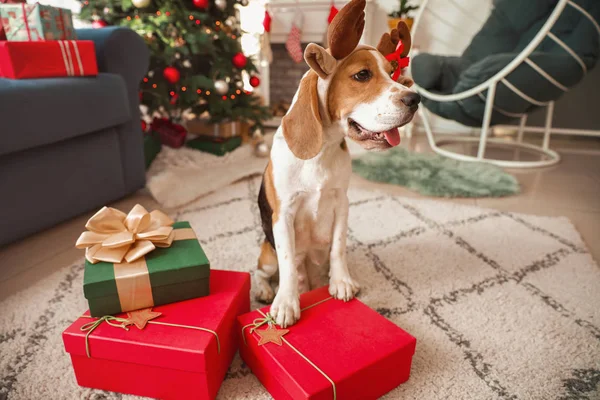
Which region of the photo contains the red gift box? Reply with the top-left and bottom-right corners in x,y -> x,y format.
0,40 -> 98,79
62,270 -> 250,400
237,287 -> 416,400
151,117 -> 187,148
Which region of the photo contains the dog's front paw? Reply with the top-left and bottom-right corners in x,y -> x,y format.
329,276 -> 360,301
270,291 -> 300,328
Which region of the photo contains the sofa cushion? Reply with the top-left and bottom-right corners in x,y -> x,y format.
0,73 -> 130,156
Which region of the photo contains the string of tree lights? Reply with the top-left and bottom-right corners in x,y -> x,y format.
79,0 -> 270,130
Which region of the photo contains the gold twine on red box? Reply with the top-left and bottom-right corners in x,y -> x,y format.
79,309 -> 221,358
242,297 -> 337,400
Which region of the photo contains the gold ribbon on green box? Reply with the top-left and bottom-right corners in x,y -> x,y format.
76,204 -> 197,312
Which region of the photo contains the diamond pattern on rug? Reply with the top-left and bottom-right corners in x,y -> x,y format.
1,176 -> 598,400
523,252 -> 600,325
348,197 -> 425,244
381,311 -> 498,400
373,230 -> 500,305
437,281 -> 599,399
450,214 -> 575,274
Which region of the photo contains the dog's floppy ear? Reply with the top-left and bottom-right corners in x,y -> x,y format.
377,20 -> 412,57
305,43 -> 337,79
282,71 -> 322,160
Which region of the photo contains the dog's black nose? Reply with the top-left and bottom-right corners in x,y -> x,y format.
400,92 -> 421,108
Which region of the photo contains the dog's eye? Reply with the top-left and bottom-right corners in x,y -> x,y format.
353,69 -> 372,82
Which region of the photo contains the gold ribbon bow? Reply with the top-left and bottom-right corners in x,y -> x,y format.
76,204 -> 175,264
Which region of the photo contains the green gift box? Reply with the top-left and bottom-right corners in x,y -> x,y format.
187,135 -> 242,156
83,221 -> 210,317
0,3 -> 76,41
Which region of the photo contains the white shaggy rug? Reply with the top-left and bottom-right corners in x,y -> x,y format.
146,144 -> 268,208
1,176 -> 599,400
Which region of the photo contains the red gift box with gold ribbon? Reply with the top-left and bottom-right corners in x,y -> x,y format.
237,286 -> 417,400
0,40 -> 98,79
62,270 -> 250,400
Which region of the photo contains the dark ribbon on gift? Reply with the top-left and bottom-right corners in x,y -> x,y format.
385,40 -> 410,81
79,314 -> 221,358
242,296 -> 337,400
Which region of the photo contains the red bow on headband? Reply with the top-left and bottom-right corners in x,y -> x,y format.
385,40 -> 410,81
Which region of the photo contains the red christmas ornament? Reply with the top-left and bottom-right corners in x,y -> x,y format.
163,66 -> 180,84
141,120 -> 147,132
249,76 -> 260,87
170,93 -> 179,105
92,20 -> 108,29
193,0 -> 209,8
232,52 -> 247,69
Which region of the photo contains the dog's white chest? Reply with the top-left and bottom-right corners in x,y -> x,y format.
295,189 -> 338,247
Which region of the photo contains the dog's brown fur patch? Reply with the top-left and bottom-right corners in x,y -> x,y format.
282,71 -> 323,160
258,239 -> 277,270
258,161 -> 279,249
327,50 -> 393,120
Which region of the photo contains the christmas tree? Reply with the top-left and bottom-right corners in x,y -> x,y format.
79,0 -> 270,131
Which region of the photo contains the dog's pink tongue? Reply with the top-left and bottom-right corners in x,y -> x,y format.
383,127 -> 401,147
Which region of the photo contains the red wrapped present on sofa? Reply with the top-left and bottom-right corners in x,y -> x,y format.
62,270 -> 250,400
237,286 -> 417,400
0,40 -> 98,79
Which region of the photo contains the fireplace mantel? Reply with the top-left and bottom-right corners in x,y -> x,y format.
267,0 -> 386,44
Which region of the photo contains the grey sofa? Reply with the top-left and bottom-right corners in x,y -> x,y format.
0,27 -> 150,246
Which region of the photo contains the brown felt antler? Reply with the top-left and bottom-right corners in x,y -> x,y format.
377,20 -> 411,57
327,0 -> 366,60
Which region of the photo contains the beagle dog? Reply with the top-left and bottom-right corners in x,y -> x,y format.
256,0 -> 420,327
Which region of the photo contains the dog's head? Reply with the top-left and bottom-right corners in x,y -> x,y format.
282,0 -> 419,159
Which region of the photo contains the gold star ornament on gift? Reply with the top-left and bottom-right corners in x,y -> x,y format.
256,326 -> 289,346
126,308 -> 162,329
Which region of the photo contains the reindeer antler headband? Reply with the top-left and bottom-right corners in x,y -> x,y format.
327,0 -> 366,60
326,0 -> 411,72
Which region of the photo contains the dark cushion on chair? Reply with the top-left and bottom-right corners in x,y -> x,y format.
412,0 -> 600,126
0,73 -> 130,156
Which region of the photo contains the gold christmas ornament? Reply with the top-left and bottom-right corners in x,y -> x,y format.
132,0 -> 151,8
214,80 -> 229,95
215,0 -> 227,10
255,141 -> 270,157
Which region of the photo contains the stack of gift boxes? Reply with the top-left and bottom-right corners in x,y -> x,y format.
0,2 -> 98,79
185,118 -> 250,156
61,203 -> 417,399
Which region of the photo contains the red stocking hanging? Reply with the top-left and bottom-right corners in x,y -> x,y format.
322,2 -> 339,45
261,8 -> 273,64
285,11 -> 304,63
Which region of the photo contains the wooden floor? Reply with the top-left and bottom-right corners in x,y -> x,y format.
1,133 -> 599,302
